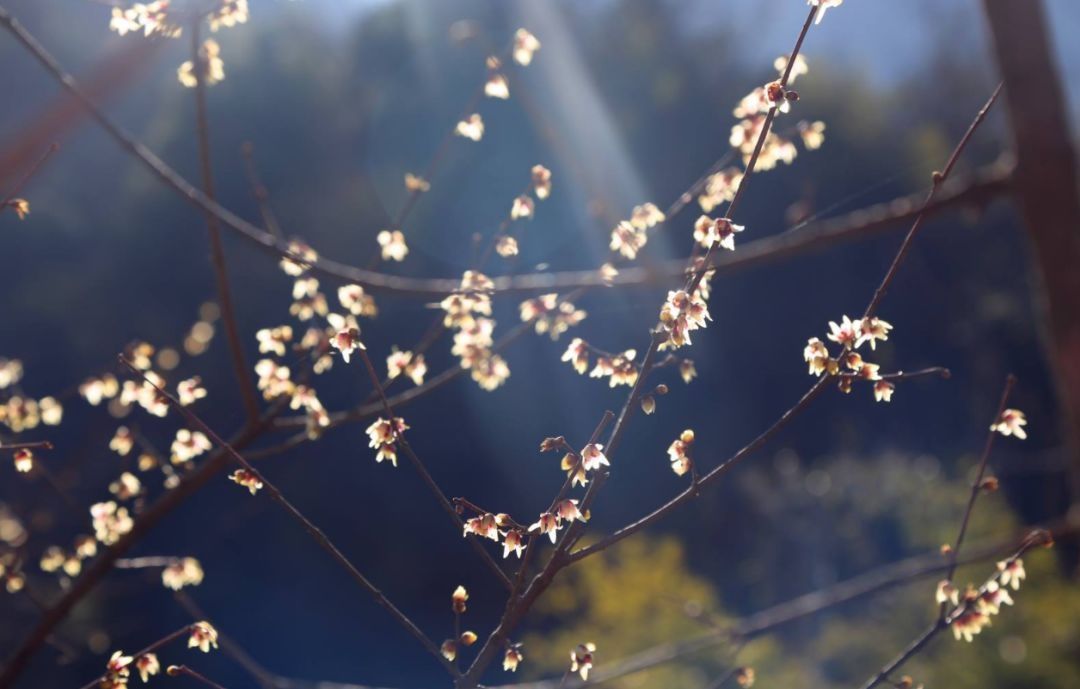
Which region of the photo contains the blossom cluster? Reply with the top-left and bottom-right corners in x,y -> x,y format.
941,557 -> 1027,642
803,315 -> 895,401
366,416 -> 409,467
443,271 -> 510,391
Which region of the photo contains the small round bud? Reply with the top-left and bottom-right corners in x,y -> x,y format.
979,476 -> 999,492
654,384 -> 669,395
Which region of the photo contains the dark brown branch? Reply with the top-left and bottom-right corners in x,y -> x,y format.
190,19 -> 260,423
119,359 -> 460,678
983,0 -> 1080,507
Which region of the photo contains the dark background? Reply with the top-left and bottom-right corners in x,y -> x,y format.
1,1 -> 1079,687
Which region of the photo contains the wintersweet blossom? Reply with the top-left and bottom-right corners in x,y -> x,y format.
667,429 -> 695,476
256,326 -> 293,356
532,165 -> 552,199
519,294 -> 586,339
7,198 -> 30,220
630,202 -> 665,230
680,359 -> 697,384
997,558 -> 1026,590
856,317 -> 893,350
171,429 -> 212,464
109,472 -> 142,501
561,453 -> 588,488
40,547 -> 65,573
177,377 -> 207,406
580,443 -> 609,472
280,239 -> 318,276
693,215 -> 744,250
255,359 -> 295,400
991,409 -> 1027,440
809,0 -> 844,24
570,643 -> 596,681
874,380 -> 895,403
511,195 -> 535,220
452,585 -> 469,613
162,557 -> 204,591
735,667 -> 755,688
496,236 -> 519,257
951,606 -> 988,642
502,529 -> 525,559
178,40 -> 225,88
377,230 -> 409,262
827,315 -> 859,349
109,1 -> 178,38
386,348 -> 427,386
79,374 -> 120,406
503,644 -> 524,672
609,221 -> 647,260
404,173 -> 430,193
471,354 -> 511,391
136,654 -> 161,683
208,0 -> 248,32
935,579 -> 959,606
338,284 -> 378,317
764,80 -> 792,114
13,449 -> 33,473
513,29 -> 541,66
555,499 -> 586,523
562,338 -> 590,375
229,469 -> 263,495
529,512 -> 560,544
464,513 -> 499,541
0,358 -> 23,389
441,640 -> 458,661
456,114 -> 485,141
774,54 -> 808,83
188,621 -> 219,653
105,651 -> 133,683
91,501 -> 134,545
366,417 -> 409,466
978,580 -> 1014,615
698,168 -> 743,212
330,326 -> 364,363
798,120 -> 827,150
110,426 -> 135,456
659,289 -> 711,349
589,350 -> 638,387
803,338 -> 830,376
485,73 -> 510,99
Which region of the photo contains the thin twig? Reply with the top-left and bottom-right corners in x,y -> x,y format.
943,374 -> 1016,585
190,18 -> 260,423
354,347 -> 513,591
240,142 -> 285,240
0,142 -> 58,213
168,665 -> 230,689
76,624 -> 193,689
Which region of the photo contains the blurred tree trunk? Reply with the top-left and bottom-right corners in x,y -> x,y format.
983,0 -> 1080,553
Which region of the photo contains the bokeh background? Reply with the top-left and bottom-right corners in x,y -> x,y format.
2,1 -> 1080,687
